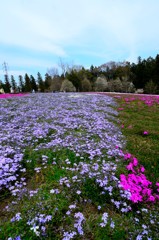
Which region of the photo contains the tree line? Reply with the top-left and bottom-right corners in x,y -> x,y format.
0,54 -> 159,94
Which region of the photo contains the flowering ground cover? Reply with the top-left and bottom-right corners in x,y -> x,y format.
102,93 -> 159,184
0,93 -> 158,239
0,94 -> 29,99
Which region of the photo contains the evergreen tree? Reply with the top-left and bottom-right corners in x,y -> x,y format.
37,72 -> 45,92
19,75 -> 25,92
44,73 -> 52,91
90,65 -> 94,73
0,79 -> 4,89
11,75 -> 17,91
66,70 -> 81,92
4,75 -> 11,93
154,54 -> 159,89
30,75 -> 38,91
24,74 -> 32,92
81,77 -> 91,91
0,80 -> 5,93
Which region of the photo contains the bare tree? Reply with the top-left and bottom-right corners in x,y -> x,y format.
58,58 -> 83,75
71,65 -> 83,72
47,67 -> 59,78
50,75 -> 63,92
58,58 -> 69,77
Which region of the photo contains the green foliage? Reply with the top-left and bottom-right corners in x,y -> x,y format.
24,74 -> 32,92
44,73 -> 52,91
0,80 -> 4,89
19,75 -> 25,93
131,55 -> 159,92
1,53 -> 159,94
66,70 -> 81,92
30,75 -> 38,92
60,54 -> 159,94
81,78 -> 92,91
37,72 -> 45,92
11,75 -> 17,91
3,75 -> 11,93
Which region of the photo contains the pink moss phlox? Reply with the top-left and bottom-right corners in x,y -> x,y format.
141,166 -> 145,172
120,153 -> 158,203
133,157 -> 138,166
0,93 -> 29,99
156,183 -> 159,192
144,131 -> 148,135
124,153 -> 131,159
126,163 -> 136,173
120,172 -> 155,203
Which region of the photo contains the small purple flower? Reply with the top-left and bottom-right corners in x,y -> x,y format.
69,204 -> 76,209
136,235 -> 142,240
66,211 -> 71,215
110,221 -> 115,228
41,226 -> 46,232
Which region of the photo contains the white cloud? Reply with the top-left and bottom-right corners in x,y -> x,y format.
0,0 -> 159,65
0,1 -> 67,56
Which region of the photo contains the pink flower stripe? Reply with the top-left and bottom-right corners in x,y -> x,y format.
90,92 -> 159,107
0,93 -> 29,99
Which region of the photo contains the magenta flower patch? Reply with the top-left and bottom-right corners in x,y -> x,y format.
0,93 -> 29,99
120,154 -> 158,203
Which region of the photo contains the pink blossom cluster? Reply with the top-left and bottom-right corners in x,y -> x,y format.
120,153 -> 159,203
123,95 -> 159,107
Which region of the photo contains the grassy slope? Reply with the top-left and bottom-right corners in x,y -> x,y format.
112,94 -> 159,185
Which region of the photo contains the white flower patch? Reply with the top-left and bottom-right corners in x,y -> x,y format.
68,94 -> 84,98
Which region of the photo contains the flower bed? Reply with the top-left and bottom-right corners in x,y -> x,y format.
0,93 -> 158,240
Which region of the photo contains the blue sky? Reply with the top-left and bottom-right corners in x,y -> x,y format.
0,0 -> 159,83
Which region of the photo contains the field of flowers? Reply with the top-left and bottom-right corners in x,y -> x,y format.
0,93 -> 158,240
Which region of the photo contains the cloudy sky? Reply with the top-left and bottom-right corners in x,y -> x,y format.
0,0 -> 159,82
